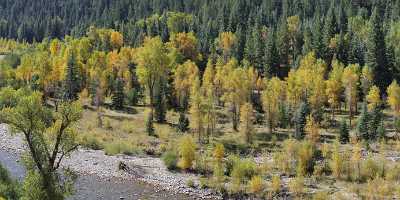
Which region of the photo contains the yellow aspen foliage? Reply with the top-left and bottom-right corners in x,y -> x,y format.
49,38 -> 61,56
174,60 -> 199,108
287,15 -> 300,35
110,31 -> 124,50
217,32 -> 237,61
248,175 -> 264,194
366,85 -> 381,111
213,143 -> 225,164
361,65 -> 374,96
223,65 -> 255,131
305,115 -> 320,143
134,36 -> 170,107
202,59 -> 215,97
342,64 -> 360,126
387,80 -> 400,118
177,135 -> 196,170
326,60 -> 344,114
271,175 -> 281,194
16,55 -> 35,84
240,103 -> 255,143
189,77 -> 204,141
286,52 -> 326,109
262,77 -> 286,133
168,32 -> 200,62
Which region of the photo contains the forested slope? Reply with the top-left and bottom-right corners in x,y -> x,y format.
1,0 -> 399,89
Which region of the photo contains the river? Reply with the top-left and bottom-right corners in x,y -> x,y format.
0,150 -> 192,200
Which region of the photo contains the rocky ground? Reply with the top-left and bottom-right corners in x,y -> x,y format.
0,124 -> 220,200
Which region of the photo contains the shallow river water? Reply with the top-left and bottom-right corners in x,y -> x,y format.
0,150 -> 193,200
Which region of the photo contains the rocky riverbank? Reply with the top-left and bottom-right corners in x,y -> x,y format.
0,124 -> 221,200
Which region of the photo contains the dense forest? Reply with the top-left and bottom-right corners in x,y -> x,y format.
0,0 -> 400,199
1,0 -> 400,86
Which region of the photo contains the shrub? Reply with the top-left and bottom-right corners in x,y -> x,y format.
288,176 -> 305,197
225,155 -> 240,175
231,158 -> 257,186
81,134 -> 103,150
296,140 -> 316,176
312,191 -> 329,200
330,142 -> 346,179
213,143 -> 225,164
195,154 -> 211,175
386,163 -> 400,181
0,164 -> 20,200
162,151 -> 178,170
177,136 -> 196,170
248,175 -> 264,194
360,157 -> 384,181
104,141 -> 136,156
365,177 -> 394,199
186,178 -> 195,188
271,175 -> 281,194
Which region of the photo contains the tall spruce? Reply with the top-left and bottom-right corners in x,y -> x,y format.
294,101 -> 310,140
357,102 -> 369,140
366,7 -> 391,90
63,49 -> 80,101
339,118 -> 350,144
112,78 -> 125,110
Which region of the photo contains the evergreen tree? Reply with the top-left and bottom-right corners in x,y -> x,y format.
377,122 -> 386,140
356,102 -> 369,140
63,49 -> 80,101
323,2 -> 338,63
366,7 -> 391,90
146,111 -> 155,136
154,84 -> 166,123
177,112 -> 190,133
294,101 -> 310,139
339,118 -> 350,144
112,78 -> 125,110
368,106 -> 383,141
264,29 -> 280,77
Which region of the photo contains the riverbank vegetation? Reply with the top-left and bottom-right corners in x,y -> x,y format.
0,0 -> 400,199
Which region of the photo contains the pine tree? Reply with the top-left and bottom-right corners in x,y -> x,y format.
339,119 -> 349,144
294,101 -> 310,140
366,7 -> 391,90
377,123 -> 386,141
357,102 -> 369,140
112,78 -> 125,110
63,49 -> 80,101
368,106 -> 383,141
177,112 -> 190,133
154,83 -> 166,123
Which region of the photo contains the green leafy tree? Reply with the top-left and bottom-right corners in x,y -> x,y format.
0,92 -> 82,200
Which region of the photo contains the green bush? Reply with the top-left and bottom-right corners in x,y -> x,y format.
0,164 -> 20,200
162,151 -> 178,170
104,141 -> 137,156
231,158 -> 257,185
81,135 -> 103,150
